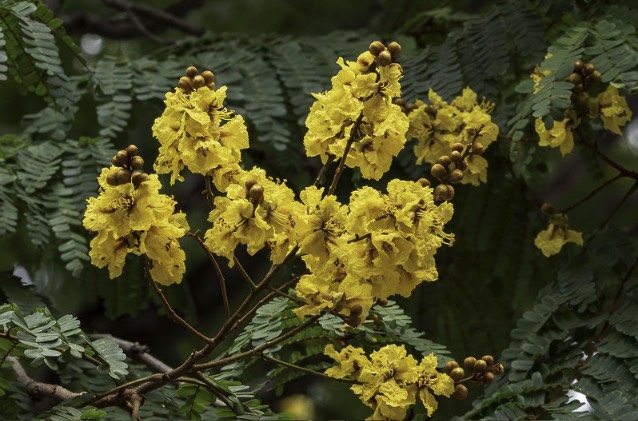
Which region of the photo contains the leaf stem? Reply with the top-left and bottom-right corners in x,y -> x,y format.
328,114 -> 364,196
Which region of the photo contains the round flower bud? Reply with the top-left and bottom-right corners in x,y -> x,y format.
568,72 -> 583,85
482,355 -> 495,366
201,70 -> 215,85
126,144 -> 139,157
376,298 -> 388,307
464,356 -> 477,371
573,60 -> 584,72
472,142 -> 485,155
451,143 -> 465,153
368,41 -> 385,56
583,63 -> 595,75
437,155 -> 452,167
493,363 -> 505,375
114,150 -> 129,167
387,41 -> 401,57
444,361 -> 459,374
106,170 -> 120,186
417,177 -> 431,187
431,163 -> 447,180
450,367 -> 465,381
112,156 -> 123,168
129,155 -> 144,170
433,184 -> 449,202
445,184 -> 455,201
591,70 -> 602,84
115,168 -> 131,185
449,169 -> 464,183
245,179 -> 258,191
248,184 -> 264,205
132,171 -> 148,188
178,76 -> 193,92
192,75 -> 206,89
452,384 -> 468,400
185,66 -> 197,79
206,82 -> 216,91
540,203 -> 554,214
484,372 -> 494,384
456,159 -> 468,171
393,98 -> 406,106
377,50 -> 392,66
450,150 -> 462,162
474,359 -> 488,373
349,304 -> 363,317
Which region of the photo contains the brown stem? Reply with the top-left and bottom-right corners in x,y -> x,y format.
314,156 -> 335,187
88,334 -> 172,373
260,353 -> 354,383
327,114 -> 364,196
145,258 -> 212,344
558,173 -> 624,214
577,128 -> 638,179
234,254 -> 257,290
9,357 -> 83,402
597,181 -> 638,230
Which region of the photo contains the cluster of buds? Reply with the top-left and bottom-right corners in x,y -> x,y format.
367,40 -> 401,66
178,66 -> 216,94
392,97 -> 419,114
106,144 -> 148,189
430,138 -> 485,202
569,60 -> 601,94
443,354 -> 504,399
245,179 -> 264,206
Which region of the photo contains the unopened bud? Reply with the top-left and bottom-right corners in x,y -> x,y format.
484,372 -> 494,384
449,169 -> 464,183
450,150 -> 462,162
112,156 -> 123,167
583,63 -> 595,75
493,363 -> 505,375
464,357 -> 477,371
115,168 -> 131,185
417,177 -> 431,187
185,66 -> 197,79
125,144 -> 139,157
377,50 -> 392,66
568,72 -> 583,85
444,361 -> 459,374
192,75 -> 206,89
129,156 -> 144,170
541,203 -> 554,214
106,170 -> 120,186
132,171 -> 148,188
482,355 -> 495,366
114,150 -> 129,167
375,298 -> 388,306
433,184 -> 449,202
474,359 -> 487,373
451,143 -> 465,153
472,142 -> 485,155
452,384 -> 468,400
431,163 -> 447,180
248,184 -> 264,204
368,41 -> 385,56
387,41 -> 401,57
437,155 -> 452,167
450,367 -> 465,382
201,70 -> 215,85
456,159 -> 468,171
178,76 -> 193,92
350,304 -> 363,317
573,60 -> 584,72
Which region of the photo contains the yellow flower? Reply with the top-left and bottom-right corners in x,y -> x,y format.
534,222 -> 584,257
596,86 -> 633,135
415,354 -> 454,416
534,117 -> 574,156
83,168 -> 189,285
324,344 -> 370,379
152,85 -> 249,189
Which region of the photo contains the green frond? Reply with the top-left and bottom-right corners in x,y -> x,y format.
586,19 -> 638,86
94,58 -> 133,139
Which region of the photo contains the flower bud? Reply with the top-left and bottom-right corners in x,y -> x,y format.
375,298 -> 388,306
456,159 -> 468,171
451,143 -> 465,153
472,142 -> 485,155
573,60 -> 584,72
130,155 -> 144,170
484,372 -> 494,384
449,169 -> 464,183
112,156 -> 123,167
387,41 -> 401,57
349,304 -> 363,317
126,144 -> 139,157
540,203 -> 554,214
201,70 -> 215,85
245,179 -> 258,191
493,363 -> 505,375
368,41 -> 385,56
106,170 -> 120,186
452,384 -> 468,400
583,63 -> 595,75
377,50 -> 392,66
433,184 -> 449,202
482,355 -> 495,366
431,163 -> 447,180
207,82 -> 216,91
132,171 -> 148,188
114,150 -> 129,167
417,177 -> 431,187
450,150 -> 462,162
474,359 -> 488,373
450,367 -> 465,381
445,184 -> 455,200
437,155 -> 452,167
185,66 -> 197,79
178,76 -> 193,92
248,184 -> 264,204
192,75 -> 206,89
444,361 -> 459,374
115,168 -> 131,185
568,72 -> 583,85
591,70 -> 601,84
464,356 -> 477,371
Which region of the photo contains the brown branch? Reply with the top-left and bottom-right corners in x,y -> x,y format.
557,173 -> 624,214
597,181 -> 638,230
328,114 -> 364,196
9,357 -> 83,402
88,334 -> 172,373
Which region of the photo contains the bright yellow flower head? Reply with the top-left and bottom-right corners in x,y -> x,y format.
534,116 -> 575,156
596,86 -> 633,135
152,85 -> 249,189
83,168 -> 189,285
534,222 -> 584,257
304,50 -> 409,180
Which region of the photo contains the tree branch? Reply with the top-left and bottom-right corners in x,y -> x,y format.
88,334 -> 172,373
9,357 -> 82,402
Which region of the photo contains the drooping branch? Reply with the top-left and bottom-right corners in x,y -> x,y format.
9,357 -> 83,402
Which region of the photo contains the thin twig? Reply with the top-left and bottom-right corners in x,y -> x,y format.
577,128 -> 638,179
122,5 -> 168,44
558,173 -> 624,214
313,156 -> 334,187
101,0 -> 205,36
145,258 -> 212,344
327,114 -> 364,195
88,334 -> 172,373
260,353 -> 354,382
597,180 -> 638,231
233,254 -> 257,290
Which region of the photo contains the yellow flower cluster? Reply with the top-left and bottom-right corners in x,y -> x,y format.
590,85 -> 633,135
294,179 -> 454,325
534,112 -> 576,156
304,51 -> 409,180
152,85 -> 249,190
324,344 -> 454,420
407,88 -> 499,186
83,168 -> 189,285
203,167 -> 302,267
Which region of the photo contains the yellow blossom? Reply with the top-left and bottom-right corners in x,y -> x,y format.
534,117 -> 574,156
83,168 -> 189,285
534,222 -> 584,257
596,86 -> 633,135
